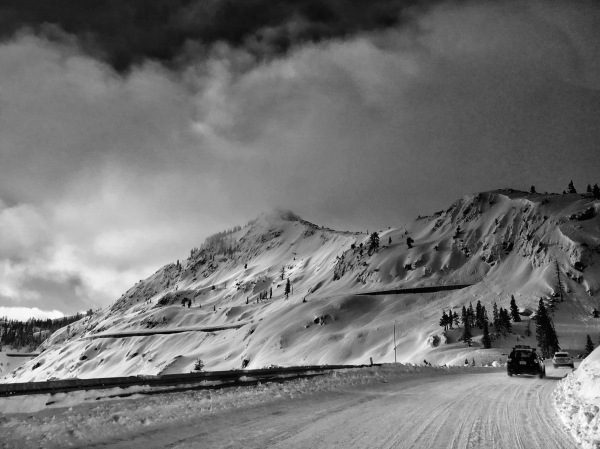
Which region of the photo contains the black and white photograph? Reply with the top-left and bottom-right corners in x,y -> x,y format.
1,0 -> 600,447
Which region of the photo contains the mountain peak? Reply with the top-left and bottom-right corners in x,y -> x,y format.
267,208 -> 302,222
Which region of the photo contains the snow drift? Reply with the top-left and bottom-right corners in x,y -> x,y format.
554,347 -> 600,448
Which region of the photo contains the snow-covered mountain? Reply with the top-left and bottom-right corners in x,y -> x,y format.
5,189 -> 600,382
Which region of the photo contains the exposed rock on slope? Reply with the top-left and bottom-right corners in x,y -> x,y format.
5,190 -> 600,382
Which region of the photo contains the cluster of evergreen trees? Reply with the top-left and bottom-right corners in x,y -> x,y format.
0,312 -> 91,350
587,183 -> 600,199
256,288 -> 272,301
532,181 -> 600,198
439,300 -> 494,348
200,225 -> 243,257
563,180 -> 600,198
438,309 -> 459,330
438,296 -> 560,354
461,301 -> 492,348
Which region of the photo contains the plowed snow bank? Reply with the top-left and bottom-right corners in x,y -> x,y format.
554,348 -> 600,448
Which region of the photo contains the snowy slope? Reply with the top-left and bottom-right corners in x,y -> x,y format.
4,190 -> 600,382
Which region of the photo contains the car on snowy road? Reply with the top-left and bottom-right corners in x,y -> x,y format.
552,352 -> 574,369
507,345 -> 545,378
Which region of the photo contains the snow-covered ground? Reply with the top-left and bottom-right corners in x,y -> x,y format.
0,364 -> 467,447
554,347 -> 600,448
0,348 -> 36,378
5,190 -> 600,384
1,363 -> 577,449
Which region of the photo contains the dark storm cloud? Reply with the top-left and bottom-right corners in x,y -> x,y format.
0,0 -> 431,71
1,0 -> 599,318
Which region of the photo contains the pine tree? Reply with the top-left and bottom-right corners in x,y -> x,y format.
492,302 -> 500,335
481,306 -> 489,326
193,359 -> 205,371
509,295 -> 521,322
500,308 -> 512,334
475,300 -> 484,329
461,306 -> 468,328
536,299 -> 560,358
594,184 -> 600,199
453,311 -> 460,328
481,319 -> 491,349
547,321 -> 560,356
439,311 -> 449,331
285,278 -> 291,299
555,260 -> 564,302
535,299 -> 548,356
585,334 -> 594,357
280,265 -> 285,280
406,237 -> 414,248
369,232 -> 380,252
587,184 -> 593,193
462,317 -> 472,346
525,319 -> 532,337
467,302 -> 475,325
530,185 -> 536,194
568,180 -> 577,194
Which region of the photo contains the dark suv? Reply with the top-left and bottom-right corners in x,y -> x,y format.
507,345 -> 545,378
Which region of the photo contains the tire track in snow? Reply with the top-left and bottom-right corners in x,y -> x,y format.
86,371 -> 577,449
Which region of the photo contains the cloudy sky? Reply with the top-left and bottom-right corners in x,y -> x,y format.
1,0 -> 599,319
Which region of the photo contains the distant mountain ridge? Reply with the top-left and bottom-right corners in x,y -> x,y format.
5,188 -> 600,382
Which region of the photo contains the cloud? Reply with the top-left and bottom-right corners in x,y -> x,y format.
0,0 -> 430,71
0,0 -> 599,314
0,307 -> 64,321
187,0 -> 600,226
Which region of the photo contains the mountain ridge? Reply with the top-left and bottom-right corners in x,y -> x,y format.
4,188 -> 600,382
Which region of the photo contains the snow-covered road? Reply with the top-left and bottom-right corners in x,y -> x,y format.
84,368 -> 576,449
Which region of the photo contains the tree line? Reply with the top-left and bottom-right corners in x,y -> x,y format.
530,180 -> 600,198
0,311 -> 92,350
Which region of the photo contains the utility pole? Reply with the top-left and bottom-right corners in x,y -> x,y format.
393,322 -> 397,363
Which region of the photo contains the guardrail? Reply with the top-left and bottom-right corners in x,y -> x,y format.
0,364 -> 380,397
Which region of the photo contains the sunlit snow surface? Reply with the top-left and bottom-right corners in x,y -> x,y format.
554,347 -> 600,448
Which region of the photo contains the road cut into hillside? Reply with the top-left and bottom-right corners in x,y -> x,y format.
66,365 -> 577,449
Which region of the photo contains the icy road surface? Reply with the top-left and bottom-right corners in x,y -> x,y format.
97,369 -> 574,448
0,365 -> 576,448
